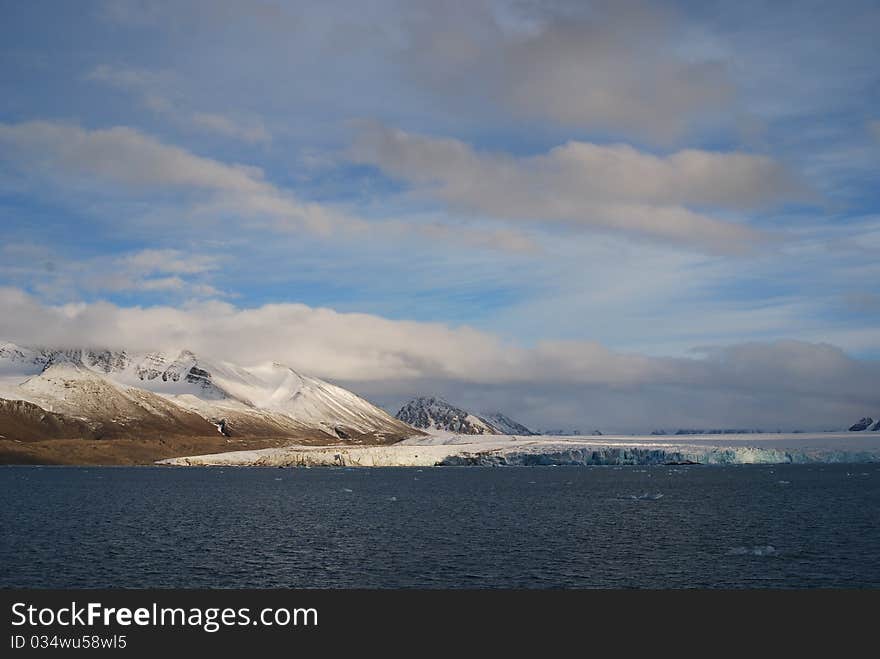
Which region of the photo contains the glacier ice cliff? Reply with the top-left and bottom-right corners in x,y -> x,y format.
159,433 -> 880,467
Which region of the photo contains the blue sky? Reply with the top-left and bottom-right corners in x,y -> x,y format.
1,0 -> 878,430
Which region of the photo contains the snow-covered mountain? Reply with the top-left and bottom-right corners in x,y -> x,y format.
394,396 -> 535,435
0,342 -> 417,445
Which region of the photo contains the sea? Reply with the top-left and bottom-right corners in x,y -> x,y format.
2,463 -> 878,588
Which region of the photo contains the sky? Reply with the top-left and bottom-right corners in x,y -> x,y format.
1,0 -> 879,431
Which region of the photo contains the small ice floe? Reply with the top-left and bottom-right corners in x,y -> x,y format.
727,545 -> 778,557
777,480 -> 791,485
274,477 -> 283,481
342,488 -> 353,493
388,496 -> 397,502
617,492 -> 664,501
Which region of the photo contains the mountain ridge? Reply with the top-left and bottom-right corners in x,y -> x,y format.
848,417 -> 879,431
395,396 -> 535,435
0,342 -> 419,464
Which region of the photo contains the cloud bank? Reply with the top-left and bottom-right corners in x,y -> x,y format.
1,288 -> 876,431
350,122 -> 808,252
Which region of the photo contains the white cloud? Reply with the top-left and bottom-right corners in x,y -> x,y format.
0,120 -> 540,252
398,0 -> 734,141
350,123 -> 808,252
87,250 -> 223,296
88,64 -> 272,144
0,120 -> 349,236
0,246 -> 224,300
189,111 -> 271,145
0,288 -> 876,430
0,121 -> 268,193
119,249 -> 219,276
87,64 -> 170,90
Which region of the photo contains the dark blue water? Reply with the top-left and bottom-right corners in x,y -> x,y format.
2,464 -> 878,588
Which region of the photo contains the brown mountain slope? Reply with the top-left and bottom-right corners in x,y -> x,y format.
0,398 -> 100,441
0,394 -> 389,465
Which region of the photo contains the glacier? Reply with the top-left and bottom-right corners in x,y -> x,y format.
158,432 -> 880,467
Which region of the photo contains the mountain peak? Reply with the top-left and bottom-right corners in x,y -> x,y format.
849,417 -> 877,431
395,396 -> 534,435
0,341 -> 418,447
